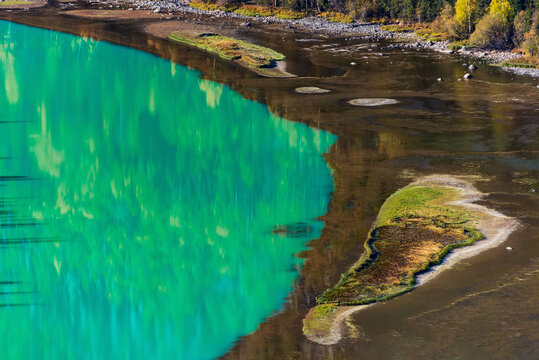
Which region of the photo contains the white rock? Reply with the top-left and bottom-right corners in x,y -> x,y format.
350,62 -> 357,66
464,73 -> 472,79
506,246 -> 512,251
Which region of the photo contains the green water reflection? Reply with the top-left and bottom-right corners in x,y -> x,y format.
0,20 -> 336,359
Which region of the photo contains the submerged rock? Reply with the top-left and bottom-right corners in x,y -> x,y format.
348,98 -> 399,106
295,86 -> 331,94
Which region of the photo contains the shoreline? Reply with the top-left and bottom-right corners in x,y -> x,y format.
304,175 -> 519,345
0,5 -> 535,359
74,0 -> 539,79
3,0 -> 538,78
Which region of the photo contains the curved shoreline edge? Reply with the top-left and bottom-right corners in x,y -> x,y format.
303,174 -> 519,345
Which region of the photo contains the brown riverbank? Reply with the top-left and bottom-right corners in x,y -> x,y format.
0,4 -> 537,359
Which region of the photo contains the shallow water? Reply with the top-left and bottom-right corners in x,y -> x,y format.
0,20 -> 336,359
1,8 -> 538,359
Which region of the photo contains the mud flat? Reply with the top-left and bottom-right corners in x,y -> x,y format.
303,175 -> 519,345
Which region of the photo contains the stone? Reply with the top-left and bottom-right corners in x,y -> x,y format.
240,22 -> 252,27
348,98 -> 399,106
295,87 -> 331,94
350,62 -> 357,66
469,64 -> 477,70
506,246 -> 512,251
153,7 -> 161,13
464,73 -> 472,79
437,78 -> 443,82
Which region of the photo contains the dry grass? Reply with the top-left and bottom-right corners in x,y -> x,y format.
169,32 -> 285,70
318,11 -> 354,23
500,56 -> 539,69
316,184 -> 482,305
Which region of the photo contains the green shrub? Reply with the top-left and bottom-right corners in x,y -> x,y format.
468,13 -> 512,49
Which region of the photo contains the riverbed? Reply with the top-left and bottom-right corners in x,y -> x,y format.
1,4 -> 538,359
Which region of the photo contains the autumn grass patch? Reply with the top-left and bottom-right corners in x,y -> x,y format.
500,56 -> 539,69
0,0 -> 36,6
303,303 -> 338,335
232,5 -> 306,19
381,24 -> 415,32
318,11 -> 353,23
189,1 -> 229,11
448,40 -> 466,50
169,31 -> 285,70
316,184 -> 483,306
415,27 -> 445,42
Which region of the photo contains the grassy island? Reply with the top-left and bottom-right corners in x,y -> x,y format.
304,176 -> 493,344
168,31 -> 292,77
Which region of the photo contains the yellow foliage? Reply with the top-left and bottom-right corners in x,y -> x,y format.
455,0 -> 477,33
489,0 -> 514,22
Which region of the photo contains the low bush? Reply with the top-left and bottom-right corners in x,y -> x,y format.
381,24 -> 415,32
522,35 -> 539,56
318,11 -> 354,23
468,13 -> 512,49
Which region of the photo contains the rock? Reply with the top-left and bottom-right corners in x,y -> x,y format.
350,62 -> 357,66
153,7 -> 161,13
240,22 -> 251,27
437,77 -> 443,82
295,87 -> 331,94
464,73 -> 473,79
348,98 -> 399,106
463,63 -> 468,67
427,40 -> 434,46
506,246 -> 512,251
469,64 -> 477,70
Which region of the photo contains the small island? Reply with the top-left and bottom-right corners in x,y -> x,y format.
169,31 -> 293,77
304,175 -> 518,345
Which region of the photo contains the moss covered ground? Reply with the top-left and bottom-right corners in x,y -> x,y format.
304,183 -> 484,340
168,32 -> 288,76
317,185 -> 482,305
0,0 -> 38,6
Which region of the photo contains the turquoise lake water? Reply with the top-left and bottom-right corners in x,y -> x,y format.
0,20 -> 336,359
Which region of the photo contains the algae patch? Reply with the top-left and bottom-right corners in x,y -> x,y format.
168,31 -> 293,77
